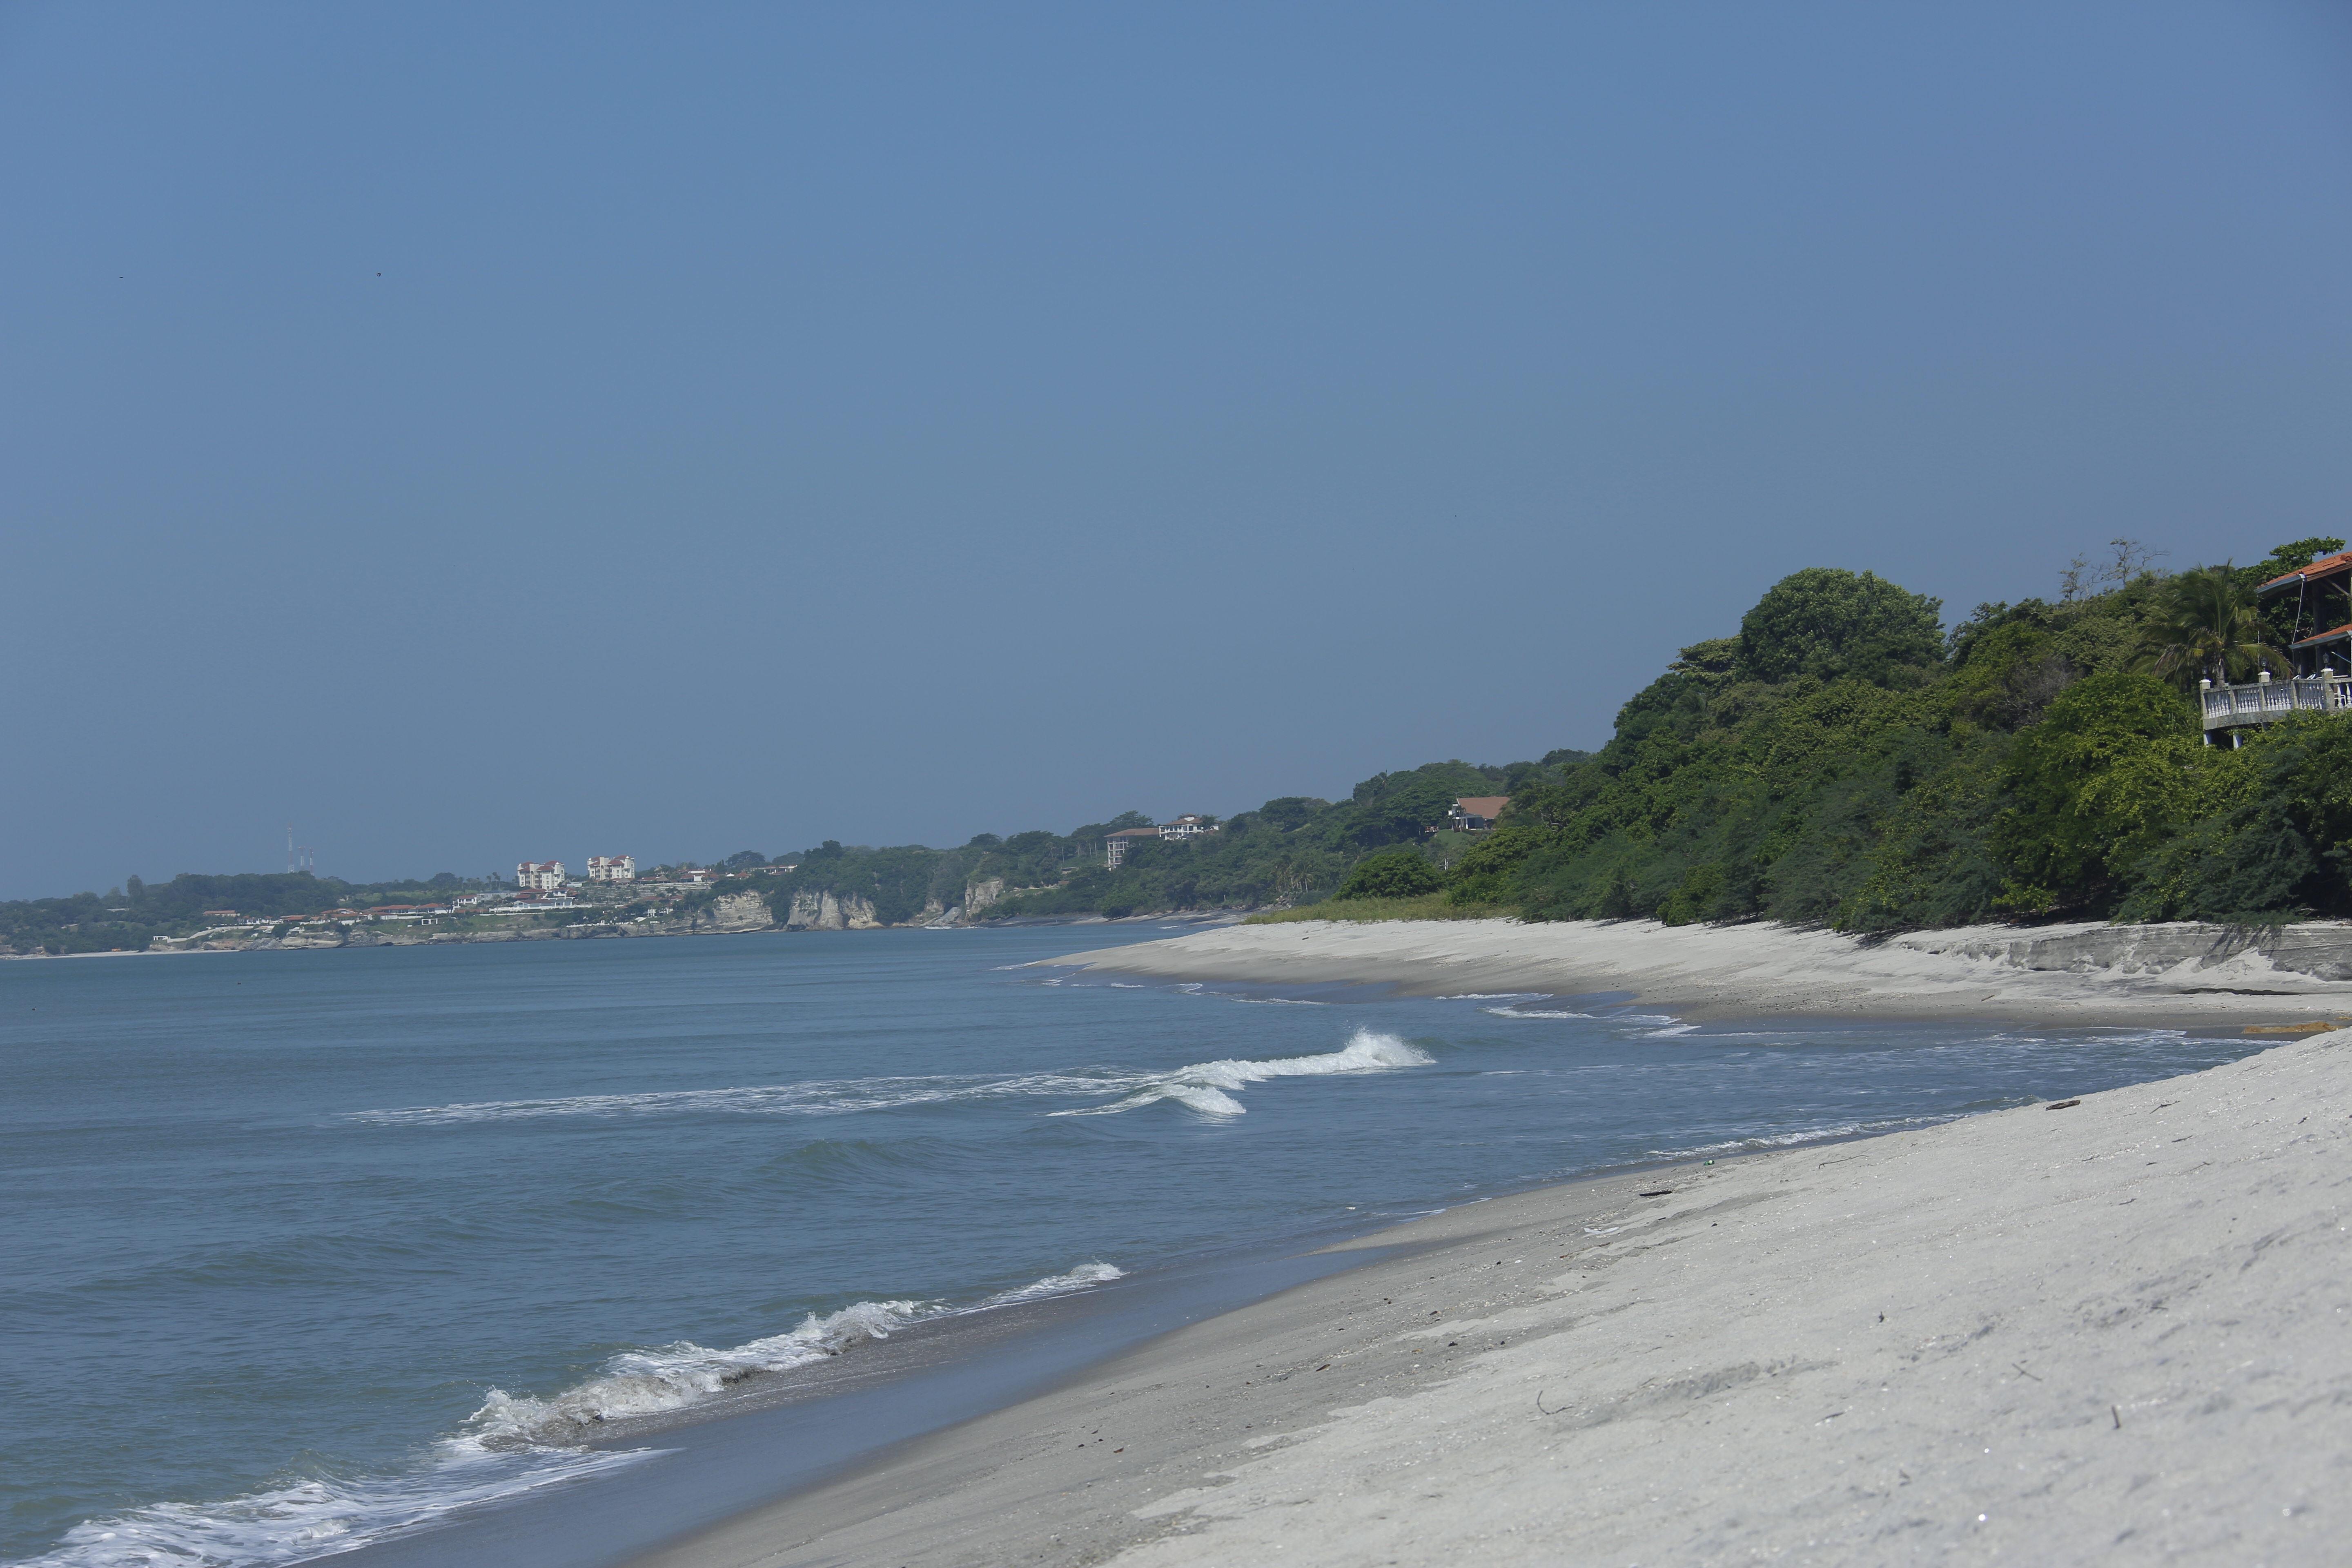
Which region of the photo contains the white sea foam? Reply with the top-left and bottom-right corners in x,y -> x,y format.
19,1444 -> 651,1568
350,1071 -> 1151,1126
1481,1005 -> 1597,1019
1644,1115 -> 1951,1160
1049,1029 -> 1433,1118
976,1261 -> 1127,1306
354,1032 -> 1432,1127
469,1261 -> 1125,1443
23,1262 -> 1127,1566
1480,1004 -> 1698,1035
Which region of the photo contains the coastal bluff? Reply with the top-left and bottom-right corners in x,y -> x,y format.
1047,917 -> 2352,1028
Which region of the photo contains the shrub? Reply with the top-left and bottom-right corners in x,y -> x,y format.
1336,849 -> 1443,900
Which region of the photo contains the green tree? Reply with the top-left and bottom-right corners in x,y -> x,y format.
1996,671 -> 2204,913
2136,565 -> 2286,689
1736,568 -> 1944,686
1337,849 -> 1443,899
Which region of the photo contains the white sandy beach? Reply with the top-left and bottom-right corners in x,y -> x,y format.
1050,915 -> 2352,1027
641,1020 -> 2352,1567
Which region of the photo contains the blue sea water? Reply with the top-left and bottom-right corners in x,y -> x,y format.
0,925 -> 2264,1566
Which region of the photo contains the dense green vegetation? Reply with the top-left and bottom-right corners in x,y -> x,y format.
1453,539 -> 2352,929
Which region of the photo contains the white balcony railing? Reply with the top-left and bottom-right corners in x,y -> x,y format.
2200,673 -> 2352,731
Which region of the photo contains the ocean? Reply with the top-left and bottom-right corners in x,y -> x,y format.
0,924 -> 2261,1566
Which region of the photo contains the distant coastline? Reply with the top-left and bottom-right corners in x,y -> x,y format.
0,903 -> 1239,959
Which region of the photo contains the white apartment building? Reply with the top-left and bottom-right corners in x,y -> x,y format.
586,855 -> 636,882
1160,814 -> 1220,840
516,860 -> 567,891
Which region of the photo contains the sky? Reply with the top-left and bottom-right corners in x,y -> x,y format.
4,2 -> 2350,895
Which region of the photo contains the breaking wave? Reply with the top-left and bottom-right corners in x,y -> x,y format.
469,1262 -> 1124,1442
353,1031 -> 1433,1127
21,1446 -> 649,1568
18,1263 -> 1125,1568
1046,1030 -> 1433,1118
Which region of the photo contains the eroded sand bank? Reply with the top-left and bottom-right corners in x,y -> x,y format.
637,1029 -> 2352,1568
1048,916 -> 2352,1027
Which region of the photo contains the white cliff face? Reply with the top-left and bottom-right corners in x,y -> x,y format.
786,889 -> 838,930
965,878 -> 1006,914
700,891 -> 773,932
784,889 -> 880,929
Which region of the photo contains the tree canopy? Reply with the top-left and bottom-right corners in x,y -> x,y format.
1736,568 -> 1945,686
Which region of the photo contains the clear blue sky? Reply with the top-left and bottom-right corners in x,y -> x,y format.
5,2 -> 2349,895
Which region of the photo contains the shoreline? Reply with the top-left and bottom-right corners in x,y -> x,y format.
632,1027 -> 2352,1567
1046,915 -> 2352,1028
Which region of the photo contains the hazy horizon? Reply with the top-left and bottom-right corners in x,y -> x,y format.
7,2 -> 2350,898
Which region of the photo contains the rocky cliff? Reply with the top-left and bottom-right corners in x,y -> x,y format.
783,889 -> 883,930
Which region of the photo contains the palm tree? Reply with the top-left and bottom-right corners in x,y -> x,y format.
2137,564 -> 2288,688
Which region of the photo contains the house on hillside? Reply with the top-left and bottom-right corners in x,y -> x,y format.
1160,814 -> 1220,841
516,861 -> 567,891
586,855 -> 635,882
2259,549 -> 2352,675
2203,552 -> 2352,742
1445,796 -> 1511,835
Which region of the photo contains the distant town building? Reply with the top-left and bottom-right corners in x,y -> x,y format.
1445,796 -> 1511,835
683,868 -> 718,884
516,860 -> 567,891
1104,827 -> 1160,869
586,855 -> 636,882
1160,814 -> 1220,841
202,909 -> 240,918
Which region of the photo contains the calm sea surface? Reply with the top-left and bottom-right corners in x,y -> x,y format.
0,926 -> 2261,1565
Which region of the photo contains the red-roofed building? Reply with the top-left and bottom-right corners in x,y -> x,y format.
1446,796 -> 1511,834
2257,550 -> 2352,675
